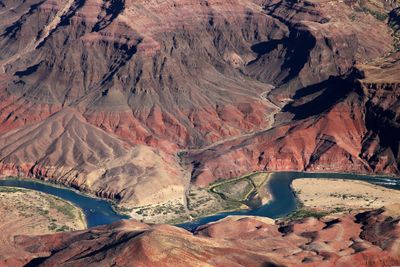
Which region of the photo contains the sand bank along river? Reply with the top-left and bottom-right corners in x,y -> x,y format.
0,178 -> 129,228
179,172 -> 400,230
1,172 -> 399,230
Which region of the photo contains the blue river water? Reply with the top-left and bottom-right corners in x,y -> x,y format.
178,172 -> 400,230
0,179 -> 129,227
0,172 -> 399,230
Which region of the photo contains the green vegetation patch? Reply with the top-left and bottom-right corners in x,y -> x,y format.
130,173 -> 269,225
212,179 -> 254,201
209,172 -> 268,203
0,186 -> 83,232
354,5 -> 388,21
286,206 -> 353,221
114,205 -> 133,214
287,209 -> 329,220
207,172 -> 269,214
46,197 -> 76,220
251,173 -> 269,188
134,202 -> 186,217
0,187 -> 28,193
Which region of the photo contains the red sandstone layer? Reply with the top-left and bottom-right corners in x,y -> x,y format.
2,207 -> 399,266
0,0 -> 398,205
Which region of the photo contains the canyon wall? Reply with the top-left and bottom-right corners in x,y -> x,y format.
0,0 -> 398,204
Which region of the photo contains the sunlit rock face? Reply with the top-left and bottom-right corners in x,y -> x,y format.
0,0 -> 398,206
3,207 -> 400,266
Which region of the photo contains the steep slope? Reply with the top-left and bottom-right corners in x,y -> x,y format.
188,59 -> 400,186
358,52 -> 400,173
0,108 -> 186,206
187,14 -> 399,185
0,0 -> 280,149
3,207 -> 400,266
0,0 -> 393,149
0,0 -> 398,206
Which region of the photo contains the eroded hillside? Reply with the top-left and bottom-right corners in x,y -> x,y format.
0,0 -> 398,208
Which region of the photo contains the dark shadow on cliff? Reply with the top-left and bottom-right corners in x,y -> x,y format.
365,103 -> 400,165
282,69 -> 364,120
248,29 -> 316,85
1,1 -> 45,39
92,0 -> 125,32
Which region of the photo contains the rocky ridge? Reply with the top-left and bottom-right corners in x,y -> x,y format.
0,0 -> 399,206
2,207 -> 399,266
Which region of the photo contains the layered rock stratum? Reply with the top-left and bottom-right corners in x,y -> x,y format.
0,0 -> 399,208
1,208 -> 399,266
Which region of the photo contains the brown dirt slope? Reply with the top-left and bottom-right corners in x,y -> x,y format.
3,207 -> 400,267
0,108 -> 186,206
0,0 -> 398,204
0,186 -> 86,266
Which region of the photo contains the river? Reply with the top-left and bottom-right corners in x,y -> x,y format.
0,172 -> 399,230
0,179 -> 129,227
178,172 -> 400,230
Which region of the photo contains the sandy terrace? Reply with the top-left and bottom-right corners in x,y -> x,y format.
128,173 -> 270,224
0,186 -> 86,263
292,178 -> 400,214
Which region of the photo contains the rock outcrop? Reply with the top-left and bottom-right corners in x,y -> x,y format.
187,51 -> 400,185
2,208 -> 400,266
0,107 -> 186,206
0,0 -> 399,204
